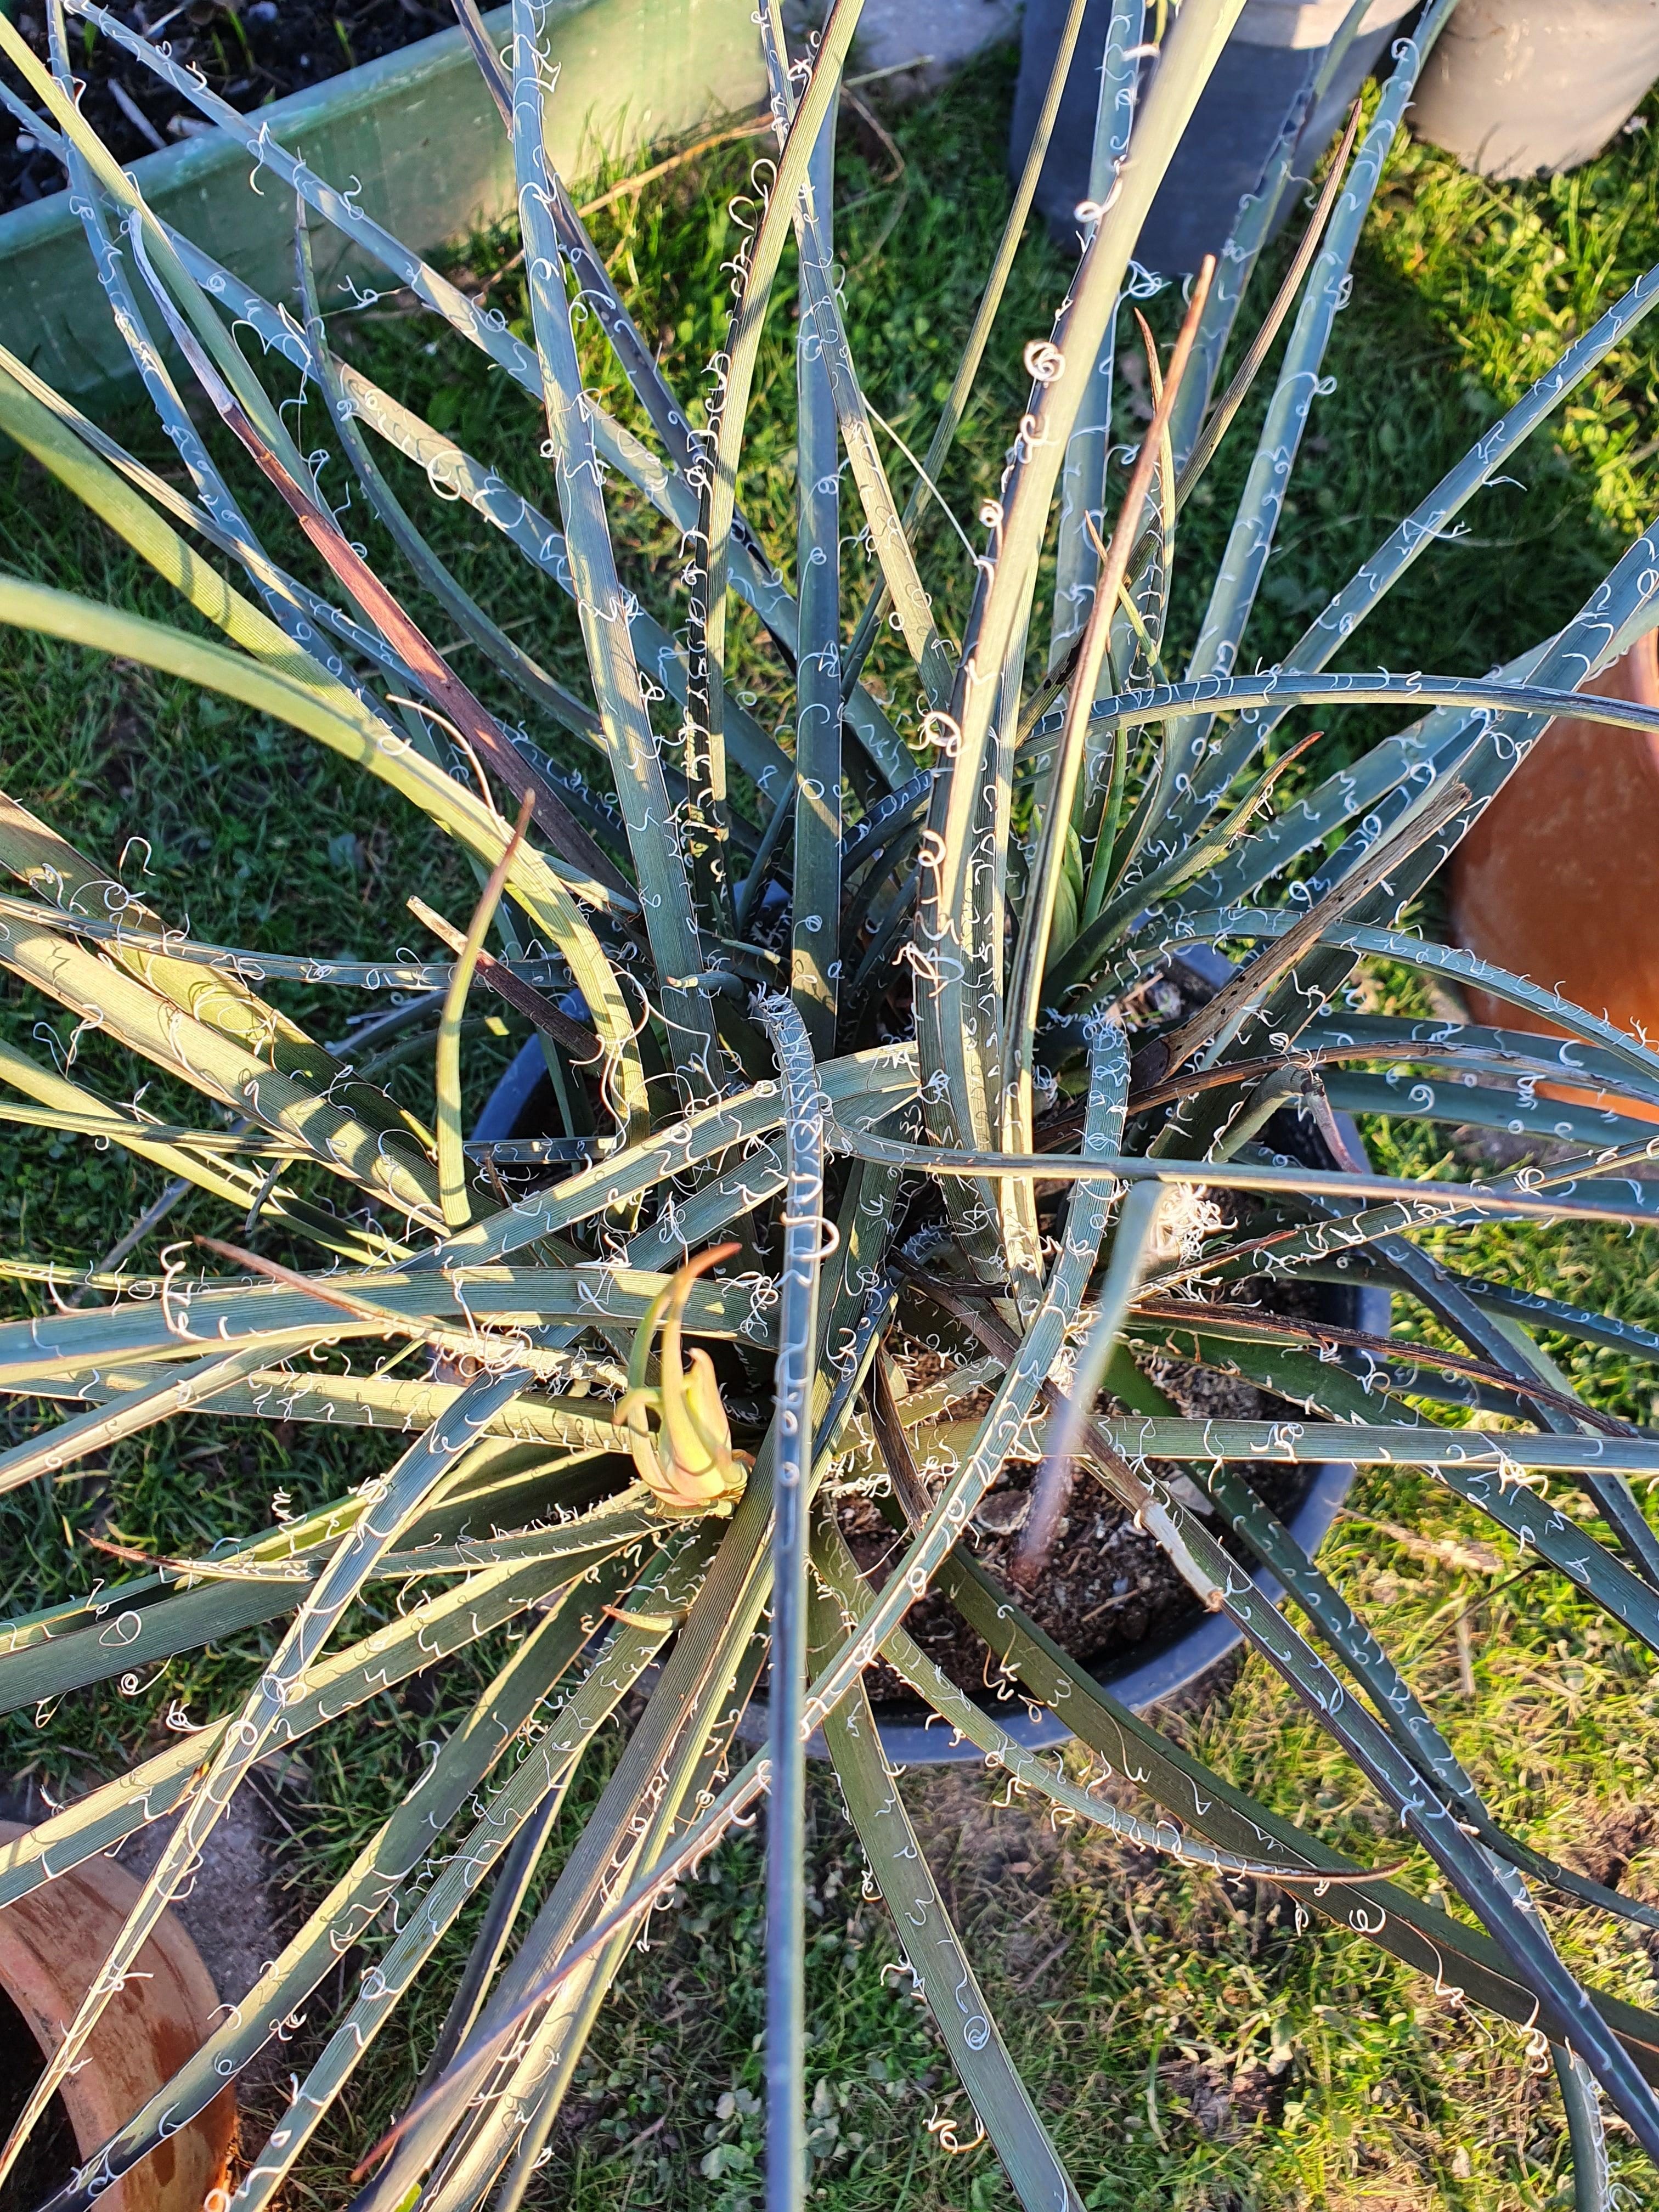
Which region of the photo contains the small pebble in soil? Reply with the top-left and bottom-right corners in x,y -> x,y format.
974,1489 -> 1030,1536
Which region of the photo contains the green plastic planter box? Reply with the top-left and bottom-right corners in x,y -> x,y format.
0,0 -> 764,398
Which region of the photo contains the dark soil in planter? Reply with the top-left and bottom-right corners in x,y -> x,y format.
2,1 -> 452,216
835,1308 -> 1318,1713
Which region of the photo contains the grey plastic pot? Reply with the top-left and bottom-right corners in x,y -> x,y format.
1409,0 -> 1659,179
0,0 -> 764,402
1011,0 -> 1413,273
474,958 -> 1385,1767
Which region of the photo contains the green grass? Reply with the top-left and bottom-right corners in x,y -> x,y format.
4,42 -> 1659,2212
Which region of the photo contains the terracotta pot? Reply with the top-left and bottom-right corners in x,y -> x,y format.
0,1822 -> 235,2212
1448,631 -> 1659,1102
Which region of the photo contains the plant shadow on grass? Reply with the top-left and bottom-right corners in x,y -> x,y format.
2,41 -> 1659,2212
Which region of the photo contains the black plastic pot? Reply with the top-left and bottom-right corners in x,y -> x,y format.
475,963 -> 1384,1765
1011,0 -> 1411,272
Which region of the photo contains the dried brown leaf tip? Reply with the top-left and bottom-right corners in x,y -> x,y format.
615,1241 -> 749,1517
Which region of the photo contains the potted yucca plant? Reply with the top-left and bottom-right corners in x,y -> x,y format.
3,0 -> 1659,2206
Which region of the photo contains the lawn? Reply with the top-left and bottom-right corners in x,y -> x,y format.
3,32 -> 1659,2212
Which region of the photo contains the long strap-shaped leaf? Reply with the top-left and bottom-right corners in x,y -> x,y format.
363,1189 -> 898,2209
0,1515 -> 632,1718
41,1554 -> 640,2212
688,0 -> 867,930
124,216 -> 630,915
405,1532 -> 789,2212
292,219 -> 604,752
906,1412 -> 1659,1483
916,0 -> 1245,1175
1175,255 -> 1659,836
787,76 -> 844,1057
826,1119 -> 1659,1232
1176,1517 -> 1659,2143
357,1508 -> 777,2202
319,354 -> 787,793
843,0 -> 1108,696
758,4 -> 952,704
1048,0 -> 1146,672
1007,287 -> 1209,1155
12,58 -> 418,1035
447,1553 -> 765,2212
1321,1066 -> 1659,1154
7,7 -> 309,485
1335,1150 -> 1659,1587
0,1363 -> 531,2195
227,1534 -> 713,2212
0,1559 -> 562,1910
1138,774 -> 1472,1079
1018,661 -> 1659,769
1255,1171 -> 1659,1596
0,1330 -> 352,1496
1165,5 -> 1368,479
449,0 -> 773,580
23,24 -> 414,714
1451,1272 -> 1659,1369
810,1575 -> 1084,2212
911,1513 -> 1659,2086
0,307 -> 412,688
15,1362 -> 630,1452
509,0 -> 720,1102
755,992 -> 828,2210
0,892 -> 443,1223
986,1283 -> 1659,2070
1298,1008 -> 1659,1106
1557,2044 -> 1614,2212
415,1040 -> 916,1269
0,1436 -> 585,1662
0,769 -> 433,1159
1102,909 -> 1659,1098
0,1033 -> 400,1262
1156,0 -> 1456,810
0,431 -> 650,1124
374,1505 -> 657,1579
1119,1348 -> 1659,1927
1180,645 -> 1536,920
0,1259 -> 772,1384
0,806 -> 421,1154
482,1530 -> 1659,2128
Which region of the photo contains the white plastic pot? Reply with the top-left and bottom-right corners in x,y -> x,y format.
1410,0 -> 1659,178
